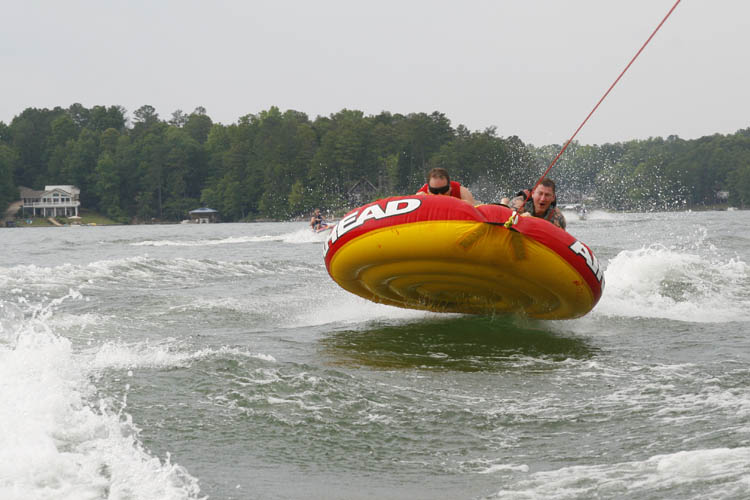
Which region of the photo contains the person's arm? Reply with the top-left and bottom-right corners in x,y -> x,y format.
510,195 -> 526,212
460,186 -> 478,206
551,209 -> 567,230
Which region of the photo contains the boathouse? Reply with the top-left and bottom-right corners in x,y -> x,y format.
347,177 -> 378,206
188,207 -> 219,223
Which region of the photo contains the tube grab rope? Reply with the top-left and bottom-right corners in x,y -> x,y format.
504,210 -> 518,229
505,0 -> 682,226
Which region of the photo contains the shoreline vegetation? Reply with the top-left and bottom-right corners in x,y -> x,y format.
1,103 -> 749,226
4,203 -> 742,229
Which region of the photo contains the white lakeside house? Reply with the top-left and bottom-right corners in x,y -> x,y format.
20,185 -> 81,217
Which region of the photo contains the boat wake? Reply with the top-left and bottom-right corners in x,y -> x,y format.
0,295 -> 203,500
595,244 -> 749,323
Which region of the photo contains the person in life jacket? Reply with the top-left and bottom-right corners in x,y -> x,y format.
506,178 -> 566,230
415,168 -> 478,205
310,208 -> 325,230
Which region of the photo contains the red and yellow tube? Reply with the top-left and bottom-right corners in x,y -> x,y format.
323,196 -> 604,319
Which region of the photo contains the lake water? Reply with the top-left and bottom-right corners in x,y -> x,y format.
1,210 -> 749,499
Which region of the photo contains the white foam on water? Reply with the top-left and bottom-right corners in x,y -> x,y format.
87,341 -> 276,370
584,209 -> 622,221
476,462 -> 530,474
1,257 -> 163,288
0,301 -> 25,346
595,244 -> 749,322
170,274 -> 438,329
0,255 -> 311,292
563,209 -> 621,221
130,227 -> 326,247
654,382 -> 750,424
48,312 -> 104,330
562,360 -> 750,428
132,235 -> 265,246
0,298 -> 204,499
167,296 -> 263,315
284,288 -> 442,328
493,447 -> 750,499
279,227 -> 332,244
89,340 -> 196,370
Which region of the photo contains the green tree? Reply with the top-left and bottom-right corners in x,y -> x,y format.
0,145 -> 19,210
9,107 -> 66,187
183,107 -> 213,144
94,152 -> 126,221
87,105 -> 126,132
61,128 -> 100,208
46,114 -> 78,181
727,164 -> 750,208
132,105 -> 160,130
161,127 -> 203,220
0,122 -> 10,143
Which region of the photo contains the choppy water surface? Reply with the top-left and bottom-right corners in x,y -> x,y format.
1,211 -> 749,499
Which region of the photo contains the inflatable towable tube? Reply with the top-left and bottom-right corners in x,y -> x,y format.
323,196 -> 604,319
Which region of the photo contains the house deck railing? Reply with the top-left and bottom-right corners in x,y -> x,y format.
23,200 -> 81,208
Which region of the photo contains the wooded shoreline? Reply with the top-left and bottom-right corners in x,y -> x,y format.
2,104 -> 748,224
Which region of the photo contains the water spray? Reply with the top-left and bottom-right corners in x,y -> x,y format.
506,0 -> 682,227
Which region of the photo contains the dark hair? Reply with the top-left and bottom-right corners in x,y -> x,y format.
538,178 -> 556,194
427,168 -> 450,184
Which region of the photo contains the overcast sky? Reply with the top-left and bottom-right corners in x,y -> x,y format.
2,1 -> 748,145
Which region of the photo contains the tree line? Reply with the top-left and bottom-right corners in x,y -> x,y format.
1,103 -> 748,222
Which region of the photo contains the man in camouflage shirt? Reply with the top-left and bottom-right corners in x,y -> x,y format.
509,178 -> 566,230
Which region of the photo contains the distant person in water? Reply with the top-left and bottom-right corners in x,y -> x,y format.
503,178 -> 566,230
310,209 -> 325,230
578,204 -> 588,220
415,168 -> 477,205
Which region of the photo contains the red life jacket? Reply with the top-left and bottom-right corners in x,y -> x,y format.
418,181 -> 462,199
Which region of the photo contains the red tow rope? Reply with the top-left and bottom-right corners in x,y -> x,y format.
520,0 -> 682,209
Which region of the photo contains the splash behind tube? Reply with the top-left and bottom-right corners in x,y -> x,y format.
323,196 -> 604,319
